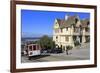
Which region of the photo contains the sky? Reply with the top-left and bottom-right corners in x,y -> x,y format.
21,9 -> 90,37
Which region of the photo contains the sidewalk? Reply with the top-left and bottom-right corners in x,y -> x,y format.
51,43 -> 90,59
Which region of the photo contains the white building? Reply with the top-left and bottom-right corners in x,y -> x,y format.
53,15 -> 90,50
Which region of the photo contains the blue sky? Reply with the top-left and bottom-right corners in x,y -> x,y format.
21,9 -> 90,37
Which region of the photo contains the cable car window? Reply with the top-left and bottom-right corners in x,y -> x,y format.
29,46 -> 32,51
37,45 -> 39,50
33,45 -> 36,50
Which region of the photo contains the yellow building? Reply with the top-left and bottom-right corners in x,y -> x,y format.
53,15 -> 90,50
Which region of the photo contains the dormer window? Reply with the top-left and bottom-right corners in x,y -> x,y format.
56,36 -> 58,39
56,22 -> 58,24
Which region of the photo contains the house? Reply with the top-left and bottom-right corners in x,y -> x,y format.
53,14 -> 90,50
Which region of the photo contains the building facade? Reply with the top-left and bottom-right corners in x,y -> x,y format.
53,15 -> 90,50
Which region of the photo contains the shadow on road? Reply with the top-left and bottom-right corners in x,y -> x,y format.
29,54 -> 50,60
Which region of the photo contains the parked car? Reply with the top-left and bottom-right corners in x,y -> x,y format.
41,48 -> 48,53
49,48 -> 63,53
41,48 -> 63,54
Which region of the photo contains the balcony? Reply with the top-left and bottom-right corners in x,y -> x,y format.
83,32 -> 90,35
54,31 -> 71,35
53,30 -> 90,36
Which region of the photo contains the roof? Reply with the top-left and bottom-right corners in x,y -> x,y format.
56,15 -> 89,28
63,16 -> 77,27
56,15 -> 78,28
80,19 -> 89,27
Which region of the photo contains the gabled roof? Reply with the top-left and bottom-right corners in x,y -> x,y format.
56,15 -> 90,28
81,19 -> 89,27
56,19 -> 65,27
56,15 -> 78,28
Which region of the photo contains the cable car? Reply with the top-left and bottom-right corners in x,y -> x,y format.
25,44 -> 41,58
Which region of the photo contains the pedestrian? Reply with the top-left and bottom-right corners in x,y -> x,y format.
66,49 -> 68,55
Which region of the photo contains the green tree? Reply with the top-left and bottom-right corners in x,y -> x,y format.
38,35 -> 55,50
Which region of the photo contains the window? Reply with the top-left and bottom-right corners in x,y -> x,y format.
66,27 -> 68,31
29,46 -> 32,51
36,45 -> 39,50
56,36 -> 58,39
65,36 -> 69,41
74,27 -> 79,33
85,28 -> 90,32
56,22 -> 58,24
33,45 -> 36,50
61,28 -> 63,32
73,36 -> 77,41
56,36 -> 58,41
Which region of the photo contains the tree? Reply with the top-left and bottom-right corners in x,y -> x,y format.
31,41 -> 37,44
37,35 -> 55,50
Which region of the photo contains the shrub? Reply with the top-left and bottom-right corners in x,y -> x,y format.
74,40 -> 80,46
66,45 -> 73,55
66,45 -> 73,50
85,37 -> 90,43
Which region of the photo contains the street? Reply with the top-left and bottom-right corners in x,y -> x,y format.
21,43 -> 90,63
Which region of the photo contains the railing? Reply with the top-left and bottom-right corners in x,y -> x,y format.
53,30 -> 90,36
83,32 -> 90,35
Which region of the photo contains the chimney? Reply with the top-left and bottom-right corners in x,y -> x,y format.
65,14 -> 69,20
